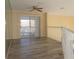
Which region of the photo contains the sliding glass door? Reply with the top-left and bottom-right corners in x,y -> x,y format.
20,16 -> 40,38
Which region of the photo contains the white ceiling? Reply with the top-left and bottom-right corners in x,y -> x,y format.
9,0 -> 74,16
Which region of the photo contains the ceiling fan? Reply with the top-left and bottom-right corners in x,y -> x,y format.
28,6 -> 43,12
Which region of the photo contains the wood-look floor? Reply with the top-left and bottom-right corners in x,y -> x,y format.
6,37 -> 64,59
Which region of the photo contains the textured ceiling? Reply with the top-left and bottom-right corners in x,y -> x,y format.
9,0 -> 74,16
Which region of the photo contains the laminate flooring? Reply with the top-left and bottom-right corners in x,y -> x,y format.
6,37 -> 64,59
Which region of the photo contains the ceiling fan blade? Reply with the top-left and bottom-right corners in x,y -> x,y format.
37,8 -> 43,9
36,9 -> 42,12
26,6 -> 43,12
33,6 -> 36,9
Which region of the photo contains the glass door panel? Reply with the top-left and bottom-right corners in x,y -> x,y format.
30,16 -> 40,38
20,16 -> 40,38
20,16 -> 30,38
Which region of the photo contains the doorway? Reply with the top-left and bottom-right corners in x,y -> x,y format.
20,16 -> 40,39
